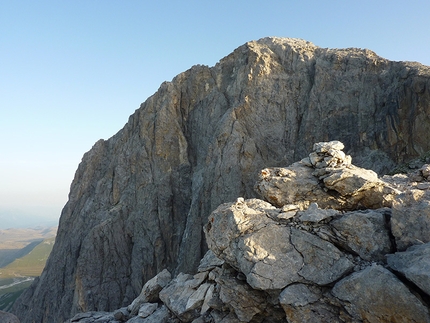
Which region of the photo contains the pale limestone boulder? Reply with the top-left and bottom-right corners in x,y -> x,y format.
204,199 -> 303,290
332,264 -> 430,323
129,305 -> 171,323
256,162 -> 398,211
68,311 -> 114,322
254,163 -> 339,209
329,209 -> 393,261
391,189 -> 430,250
290,228 -> 354,285
387,243 -> 430,296
128,269 -> 171,315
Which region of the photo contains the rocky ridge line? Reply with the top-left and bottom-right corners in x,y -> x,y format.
66,141 -> 430,323
11,37 -> 430,323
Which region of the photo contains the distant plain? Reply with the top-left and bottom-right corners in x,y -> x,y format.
0,227 -> 57,310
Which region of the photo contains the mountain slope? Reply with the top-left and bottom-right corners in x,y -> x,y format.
12,37 -> 430,323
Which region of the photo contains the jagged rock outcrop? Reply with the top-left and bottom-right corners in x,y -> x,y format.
12,37 -> 430,323
65,141 -> 430,323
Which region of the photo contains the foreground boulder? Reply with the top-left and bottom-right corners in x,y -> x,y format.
67,141 -> 430,323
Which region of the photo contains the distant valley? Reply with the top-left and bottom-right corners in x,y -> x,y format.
0,226 -> 56,311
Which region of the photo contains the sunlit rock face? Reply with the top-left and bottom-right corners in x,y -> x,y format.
12,37 -> 430,323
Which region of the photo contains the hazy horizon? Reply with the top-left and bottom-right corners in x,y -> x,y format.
1,0 -> 429,229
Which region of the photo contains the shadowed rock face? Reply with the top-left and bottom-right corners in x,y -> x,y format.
12,37 -> 430,323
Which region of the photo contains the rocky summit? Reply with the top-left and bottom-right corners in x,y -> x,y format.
10,37 -> 430,323
65,141 -> 430,323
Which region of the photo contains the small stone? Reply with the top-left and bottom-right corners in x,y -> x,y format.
300,157 -> 313,167
198,250 -> 224,272
309,152 -> 324,166
278,211 -> 297,220
298,203 -> 338,223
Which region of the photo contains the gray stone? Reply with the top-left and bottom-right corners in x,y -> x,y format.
137,303 -> 158,318
279,287 -> 349,323
387,242 -> 430,296
130,306 -> 171,323
298,202 -> 339,223
113,307 -> 129,321
185,283 -> 211,311
200,284 -> 214,315
290,228 -> 354,285
128,269 -> 171,315
255,164 -> 334,209
330,209 -> 393,261
391,190 -> 430,250
197,250 -> 224,272
313,141 -> 344,153
212,267 -> 267,322
332,264 -> 430,322
279,283 -> 321,307
159,273 -> 200,322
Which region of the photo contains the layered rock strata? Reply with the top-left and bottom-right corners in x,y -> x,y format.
12,37 -> 430,323
66,141 -> 430,323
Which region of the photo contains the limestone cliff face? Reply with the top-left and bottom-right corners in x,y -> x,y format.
12,37 -> 430,323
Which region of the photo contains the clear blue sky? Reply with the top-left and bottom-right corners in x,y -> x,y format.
1,1 -> 429,229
